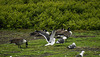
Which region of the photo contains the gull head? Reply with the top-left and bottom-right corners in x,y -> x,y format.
72,42 -> 76,45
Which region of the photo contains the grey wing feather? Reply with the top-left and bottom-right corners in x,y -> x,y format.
36,31 -> 50,42
49,30 -> 56,42
50,30 -> 56,38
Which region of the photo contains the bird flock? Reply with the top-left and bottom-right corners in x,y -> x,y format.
10,28 -> 85,57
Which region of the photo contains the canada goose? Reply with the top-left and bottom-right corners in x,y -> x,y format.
35,30 -> 56,46
10,38 -> 28,48
76,51 -> 85,57
56,28 -> 72,38
67,42 -> 76,49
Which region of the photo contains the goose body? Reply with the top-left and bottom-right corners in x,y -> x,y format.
56,28 -> 72,38
35,30 -> 56,46
10,38 -> 28,48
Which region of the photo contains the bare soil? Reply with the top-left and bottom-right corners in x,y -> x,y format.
72,35 -> 96,38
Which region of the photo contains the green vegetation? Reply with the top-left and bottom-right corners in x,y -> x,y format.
0,30 -> 100,57
0,0 -> 100,30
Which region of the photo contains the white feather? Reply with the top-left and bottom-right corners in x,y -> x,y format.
46,32 -> 50,35
56,41 -> 60,43
79,51 -> 85,57
10,56 -> 12,57
65,30 -> 67,31
63,36 -> 67,39
23,39 -> 27,43
39,33 -> 49,43
69,31 -> 72,35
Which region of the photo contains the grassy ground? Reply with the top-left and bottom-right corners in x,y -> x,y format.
0,29 -> 100,57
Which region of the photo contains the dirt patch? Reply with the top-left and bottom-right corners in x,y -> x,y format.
0,54 -> 10,57
82,47 -> 100,51
75,47 -> 100,51
21,55 -> 38,57
72,35 -> 96,38
40,52 -> 54,57
0,30 -> 45,44
10,51 -> 21,53
21,52 -> 54,57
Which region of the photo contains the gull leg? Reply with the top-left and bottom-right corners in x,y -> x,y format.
45,43 -> 51,46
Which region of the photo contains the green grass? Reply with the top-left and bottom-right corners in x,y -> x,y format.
0,30 -> 100,57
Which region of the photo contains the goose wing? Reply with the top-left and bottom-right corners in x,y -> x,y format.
56,29 -> 64,35
62,31 -> 72,37
36,31 -> 50,43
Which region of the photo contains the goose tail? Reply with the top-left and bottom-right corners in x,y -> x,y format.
26,41 -> 28,48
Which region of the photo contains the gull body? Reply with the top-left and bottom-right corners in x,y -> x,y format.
76,51 -> 85,57
67,42 -> 76,49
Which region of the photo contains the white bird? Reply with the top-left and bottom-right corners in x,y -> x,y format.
76,51 -> 85,57
56,35 -> 67,43
67,42 -> 76,49
35,30 -> 56,46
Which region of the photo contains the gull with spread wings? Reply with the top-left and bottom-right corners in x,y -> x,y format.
35,30 -> 56,46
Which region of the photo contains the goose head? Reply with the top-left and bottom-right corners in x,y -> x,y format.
67,27 -> 71,31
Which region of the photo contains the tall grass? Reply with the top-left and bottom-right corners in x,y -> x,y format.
0,30 -> 100,57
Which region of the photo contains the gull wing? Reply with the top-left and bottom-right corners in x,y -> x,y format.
49,30 -> 56,42
36,31 -> 50,43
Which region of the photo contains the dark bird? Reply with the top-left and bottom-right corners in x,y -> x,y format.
10,38 -> 28,48
35,30 -> 56,46
67,42 -> 76,49
56,28 -> 72,38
